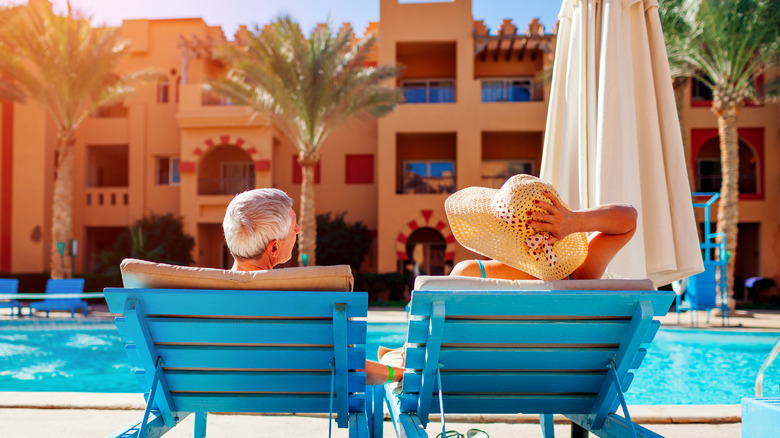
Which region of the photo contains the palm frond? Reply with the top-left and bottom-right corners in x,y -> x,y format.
208,15 -> 403,155
0,2 -> 159,133
661,0 -> 780,106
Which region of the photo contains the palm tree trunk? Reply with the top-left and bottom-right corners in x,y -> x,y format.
714,105 -> 739,310
50,133 -> 75,279
298,152 -> 318,266
672,77 -> 693,188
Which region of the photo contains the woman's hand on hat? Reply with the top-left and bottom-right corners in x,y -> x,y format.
526,191 -> 580,244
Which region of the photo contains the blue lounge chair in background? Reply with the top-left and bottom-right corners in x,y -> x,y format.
28,278 -> 87,318
0,278 -> 21,317
376,276 -> 674,438
104,287 -> 370,438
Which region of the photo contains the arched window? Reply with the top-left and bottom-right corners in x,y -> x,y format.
695,137 -> 758,194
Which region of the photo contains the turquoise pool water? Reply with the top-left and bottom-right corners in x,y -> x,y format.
1,320 -> 779,405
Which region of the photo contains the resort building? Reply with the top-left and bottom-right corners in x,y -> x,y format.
0,0 -> 778,296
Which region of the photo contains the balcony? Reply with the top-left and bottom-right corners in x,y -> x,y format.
481,79 -> 544,102
403,80 -> 456,104
401,174 -> 455,194
198,176 -> 255,196
83,187 -> 130,226
201,89 -> 236,106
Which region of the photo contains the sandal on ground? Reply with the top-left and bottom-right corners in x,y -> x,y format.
436,429 -> 488,438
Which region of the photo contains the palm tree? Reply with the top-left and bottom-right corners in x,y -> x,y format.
660,0 -> 780,304
209,17 -> 402,266
0,1 -> 158,279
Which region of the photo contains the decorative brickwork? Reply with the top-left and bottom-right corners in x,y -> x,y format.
395,210 -> 455,261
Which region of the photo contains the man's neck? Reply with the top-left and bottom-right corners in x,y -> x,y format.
232,257 -> 274,271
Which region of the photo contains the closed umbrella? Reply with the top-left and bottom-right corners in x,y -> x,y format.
540,0 -> 703,287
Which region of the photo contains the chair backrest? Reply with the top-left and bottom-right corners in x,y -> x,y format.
104,288 -> 368,428
0,278 -> 19,294
44,278 -> 85,304
45,278 -> 85,294
397,279 -> 674,427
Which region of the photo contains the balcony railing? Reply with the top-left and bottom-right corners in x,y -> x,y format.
481,82 -> 544,102
198,177 -> 254,195
201,90 -> 236,106
85,187 -> 129,206
403,82 -> 455,104
399,175 -> 456,194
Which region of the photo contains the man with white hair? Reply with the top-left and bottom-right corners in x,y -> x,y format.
223,188 -> 300,271
222,188 -> 404,385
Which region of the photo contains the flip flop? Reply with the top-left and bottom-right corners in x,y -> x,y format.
435,429 -> 489,438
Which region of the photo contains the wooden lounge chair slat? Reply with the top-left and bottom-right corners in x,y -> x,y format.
407,319 -> 631,345
106,289 -> 367,317
171,393 -> 365,413
401,371 -> 607,394
142,318 -> 367,345
153,345 -> 366,370
409,290 -> 670,317
404,346 -> 630,371
163,370 -> 366,393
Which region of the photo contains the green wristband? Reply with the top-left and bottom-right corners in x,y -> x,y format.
386,365 -> 394,383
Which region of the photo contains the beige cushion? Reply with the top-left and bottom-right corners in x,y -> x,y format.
414,275 -> 653,291
120,258 -> 353,292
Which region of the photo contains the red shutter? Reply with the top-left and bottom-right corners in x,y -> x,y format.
345,154 -> 374,184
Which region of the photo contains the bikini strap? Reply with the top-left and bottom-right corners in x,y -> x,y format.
476,259 -> 486,278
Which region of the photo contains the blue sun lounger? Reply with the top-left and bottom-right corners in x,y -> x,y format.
28,278 -> 87,318
0,278 -> 21,317
377,276 -> 674,438
105,288 -> 369,438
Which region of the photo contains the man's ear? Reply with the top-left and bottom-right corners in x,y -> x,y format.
265,240 -> 279,257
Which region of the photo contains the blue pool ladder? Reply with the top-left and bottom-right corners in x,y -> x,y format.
674,192 -> 730,327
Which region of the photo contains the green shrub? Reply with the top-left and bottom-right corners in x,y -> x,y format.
94,213 -> 195,276
315,212 -> 372,271
355,272 -> 409,304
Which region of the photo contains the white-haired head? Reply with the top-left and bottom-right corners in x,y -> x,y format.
223,188 -> 293,261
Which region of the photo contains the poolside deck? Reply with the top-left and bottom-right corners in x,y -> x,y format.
2,305 -> 778,437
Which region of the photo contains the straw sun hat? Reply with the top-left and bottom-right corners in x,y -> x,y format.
445,174 -> 588,280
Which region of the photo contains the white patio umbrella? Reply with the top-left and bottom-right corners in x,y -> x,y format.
540,0 -> 703,287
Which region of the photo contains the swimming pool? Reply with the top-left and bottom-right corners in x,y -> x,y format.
1,320 -> 779,404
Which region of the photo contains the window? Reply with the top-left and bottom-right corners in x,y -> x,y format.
157,80 -> 170,103
221,162 -> 255,194
346,154 -> 374,184
691,77 -> 713,104
695,141 -> 758,194
481,159 -> 534,188
695,158 -> 721,193
401,161 -> 455,194
402,79 -> 455,103
293,156 -> 321,184
481,79 -> 536,102
156,157 -> 180,185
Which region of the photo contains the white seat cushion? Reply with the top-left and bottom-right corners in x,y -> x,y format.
414,275 -> 653,291
120,258 -> 353,292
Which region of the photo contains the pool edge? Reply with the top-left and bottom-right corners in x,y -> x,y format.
0,392 -> 742,423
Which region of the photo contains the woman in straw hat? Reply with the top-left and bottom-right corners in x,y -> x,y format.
446,174 -> 637,281
378,175 -> 636,380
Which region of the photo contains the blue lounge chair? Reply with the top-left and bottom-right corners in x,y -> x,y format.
104,287 -> 370,438
377,276 -> 674,438
0,278 -> 21,317
28,278 -> 87,317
